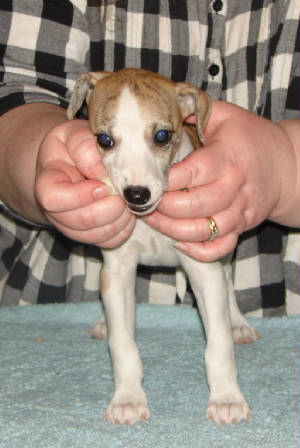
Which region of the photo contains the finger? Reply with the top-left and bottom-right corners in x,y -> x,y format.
184,100 -> 225,131
48,209 -> 135,245
145,206 -> 243,243
36,166 -> 108,213
174,233 -> 239,263
65,122 -> 106,180
97,215 -> 137,248
167,145 -> 224,191
184,114 -> 196,125
47,195 -> 128,231
159,168 -> 243,219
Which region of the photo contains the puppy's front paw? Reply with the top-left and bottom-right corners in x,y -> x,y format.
232,325 -> 260,345
206,399 -> 252,425
104,396 -> 150,425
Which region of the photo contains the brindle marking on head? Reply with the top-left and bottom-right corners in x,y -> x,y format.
126,70 -> 182,127
89,69 -> 183,136
89,88 -> 121,134
86,68 -> 205,156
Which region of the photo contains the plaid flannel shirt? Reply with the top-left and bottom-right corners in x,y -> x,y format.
0,0 -> 299,316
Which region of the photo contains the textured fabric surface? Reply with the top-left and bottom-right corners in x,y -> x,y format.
0,302 -> 299,448
0,0 -> 299,314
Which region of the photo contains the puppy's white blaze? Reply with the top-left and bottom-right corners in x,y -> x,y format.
105,86 -> 166,204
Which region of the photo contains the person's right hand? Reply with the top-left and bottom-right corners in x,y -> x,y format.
35,119 -> 135,248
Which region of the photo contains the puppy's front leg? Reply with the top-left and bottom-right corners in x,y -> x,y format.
179,255 -> 251,425
101,257 -> 150,424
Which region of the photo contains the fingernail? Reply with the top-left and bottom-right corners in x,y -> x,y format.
93,186 -> 108,199
100,176 -> 118,195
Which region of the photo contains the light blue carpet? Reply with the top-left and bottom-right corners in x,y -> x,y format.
0,303 -> 299,448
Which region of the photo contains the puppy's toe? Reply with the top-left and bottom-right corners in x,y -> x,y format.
88,320 -> 107,339
232,325 -> 260,345
207,400 -> 252,425
104,401 -> 150,425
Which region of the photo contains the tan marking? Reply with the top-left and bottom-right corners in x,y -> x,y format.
183,123 -> 202,149
35,337 -> 44,343
128,240 -> 144,253
100,267 -> 110,294
88,69 -> 181,135
86,68 -> 210,153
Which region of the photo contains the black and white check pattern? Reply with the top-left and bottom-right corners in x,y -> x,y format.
0,0 -> 299,315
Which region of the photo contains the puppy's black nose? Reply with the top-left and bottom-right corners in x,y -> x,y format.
124,186 -> 151,205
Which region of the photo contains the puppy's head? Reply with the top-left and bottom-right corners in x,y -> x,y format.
67,68 -> 211,215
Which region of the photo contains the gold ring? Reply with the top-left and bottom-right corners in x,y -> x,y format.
206,216 -> 219,241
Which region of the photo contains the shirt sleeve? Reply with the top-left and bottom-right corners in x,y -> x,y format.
0,0 -> 90,116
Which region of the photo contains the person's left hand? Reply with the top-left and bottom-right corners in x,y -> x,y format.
144,100 -> 296,262
35,119 -> 135,248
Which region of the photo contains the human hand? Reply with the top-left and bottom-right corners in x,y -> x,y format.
145,100 -> 296,261
35,119 -> 135,248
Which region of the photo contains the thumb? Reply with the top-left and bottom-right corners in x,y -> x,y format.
64,120 -> 107,180
168,144 -> 223,191
168,101 -> 224,191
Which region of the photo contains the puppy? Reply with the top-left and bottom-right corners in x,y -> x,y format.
67,68 -> 259,425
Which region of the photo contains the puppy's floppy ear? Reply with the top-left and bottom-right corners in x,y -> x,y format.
175,83 -> 212,144
67,71 -> 110,120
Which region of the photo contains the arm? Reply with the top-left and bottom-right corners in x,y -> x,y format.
0,2 -> 134,247
0,103 -> 68,223
270,119 -> 300,226
0,102 -> 135,247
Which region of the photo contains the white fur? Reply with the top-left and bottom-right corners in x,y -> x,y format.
102,87 -> 172,214
85,80 -> 259,426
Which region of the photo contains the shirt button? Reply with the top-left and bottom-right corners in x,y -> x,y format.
208,64 -> 220,77
213,0 -> 223,12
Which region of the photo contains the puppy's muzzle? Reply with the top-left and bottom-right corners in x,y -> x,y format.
124,185 -> 153,214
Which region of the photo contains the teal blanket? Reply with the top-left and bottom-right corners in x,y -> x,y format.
0,303 -> 299,448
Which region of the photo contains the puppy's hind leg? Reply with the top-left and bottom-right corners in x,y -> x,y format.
88,313 -> 108,339
179,255 -> 251,425
100,257 -> 150,425
224,263 -> 260,345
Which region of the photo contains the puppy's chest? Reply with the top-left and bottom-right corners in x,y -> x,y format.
118,219 -> 179,267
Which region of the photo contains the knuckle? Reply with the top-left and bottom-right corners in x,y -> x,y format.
187,162 -> 206,187
236,215 -> 246,234
67,128 -> 96,158
78,208 -> 97,230
189,192 -> 204,216
195,220 -> 209,241
98,210 -> 132,244
99,216 -> 135,248
226,233 -> 239,254
101,221 -> 120,242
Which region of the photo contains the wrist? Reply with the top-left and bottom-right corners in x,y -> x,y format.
0,103 -> 68,223
269,120 -> 300,227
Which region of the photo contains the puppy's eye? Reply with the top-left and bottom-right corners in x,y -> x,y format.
97,133 -> 114,149
154,129 -> 172,145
